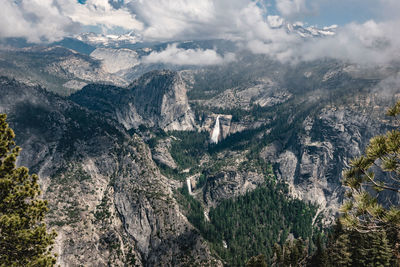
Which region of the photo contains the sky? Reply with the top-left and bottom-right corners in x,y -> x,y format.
0,0 -> 399,65
265,0 -> 383,27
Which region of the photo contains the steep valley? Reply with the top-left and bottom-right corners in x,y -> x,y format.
1,48 -> 400,266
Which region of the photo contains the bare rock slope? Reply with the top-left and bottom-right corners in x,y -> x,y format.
0,77 -> 221,266
70,70 -> 196,131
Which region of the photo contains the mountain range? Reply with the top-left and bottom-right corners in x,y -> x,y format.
0,26 -> 399,266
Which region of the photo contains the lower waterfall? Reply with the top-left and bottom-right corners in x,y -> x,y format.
186,178 -> 192,194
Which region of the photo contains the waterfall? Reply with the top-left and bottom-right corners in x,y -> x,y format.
211,115 -> 221,144
186,178 -> 192,194
204,210 -> 210,222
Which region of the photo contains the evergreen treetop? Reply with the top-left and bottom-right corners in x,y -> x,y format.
0,114 -> 57,266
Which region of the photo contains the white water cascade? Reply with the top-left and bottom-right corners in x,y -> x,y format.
186,178 -> 192,194
211,115 -> 221,144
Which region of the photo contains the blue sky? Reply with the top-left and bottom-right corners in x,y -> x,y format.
263,0 -> 383,27
301,1 -> 382,26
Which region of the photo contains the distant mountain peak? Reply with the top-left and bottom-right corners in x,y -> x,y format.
267,15 -> 337,38
75,32 -> 142,47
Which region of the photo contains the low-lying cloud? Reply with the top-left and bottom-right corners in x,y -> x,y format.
247,18 -> 400,65
142,44 -> 235,66
302,19 -> 400,65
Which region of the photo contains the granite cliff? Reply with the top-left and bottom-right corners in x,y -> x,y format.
70,70 -> 196,131
0,77 -> 221,266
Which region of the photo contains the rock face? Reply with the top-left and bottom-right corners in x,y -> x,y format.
70,70 -> 196,131
204,170 -> 265,207
151,138 -> 178,169
260,102 -> 396,220
90,48 -> 140,74
0,77 -> 221,266
197,112 -> 268,144
195,81 -> 292,110
201,114 -> 232,142
47,52 -> 127,86
0,46 -> 128,95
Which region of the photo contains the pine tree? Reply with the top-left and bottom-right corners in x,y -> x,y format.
329,235 -> 352,266
271,239 -> 308,267
348,230 -> 368,266
308,233 -> 328,267
0,114 -> 57,266
246,254 -> 268,267
325,220 -> 352,267
341,100 -> 400,233
339,100 -> 400,265
364,231 -> 392,267
272,243 -> 283,266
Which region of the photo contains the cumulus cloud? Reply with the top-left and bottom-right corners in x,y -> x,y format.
0,0 -> 77,42
276,0 -> 316,20
125,0 -> 267,41
0,0 -> 399,66
242,18 -> 400,65
121,0 -> 400,65
0,0 -> 142,42
64,0 -> 143,31
142,43 -> 235,66
297,19 -> 400,65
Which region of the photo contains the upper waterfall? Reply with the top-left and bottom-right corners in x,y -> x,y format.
211,115 -> 221,144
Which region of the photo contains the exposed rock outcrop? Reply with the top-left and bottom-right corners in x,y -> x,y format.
0,77 -> 221,266
90,47 -> 140,74
151,138 -> 177,169
204,170 -> 265,207
70,70 -> 196,131
0,46 -> 128,95
260,102 -> 396,221
193,79 -> 292,110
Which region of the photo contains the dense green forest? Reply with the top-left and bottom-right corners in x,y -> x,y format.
306,221 -> 396,267
177,180 -> 320,266
169,130 -> 209,170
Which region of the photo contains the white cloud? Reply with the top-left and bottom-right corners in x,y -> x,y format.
63,0 -> 143,31
142,43 -> 235,66
0,0 -> 399,66
276,0 -> 313,19
267,16 -> 285,28
125,0 -> 258,41
0,0 -> 77,42
298,19 -> 400,65
0,0 -> 142,42
243,18 -> 400,65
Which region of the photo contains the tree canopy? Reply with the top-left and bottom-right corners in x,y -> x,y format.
0,114 -> 57,266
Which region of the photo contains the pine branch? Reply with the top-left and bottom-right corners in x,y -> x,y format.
362,169 -> 400,193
